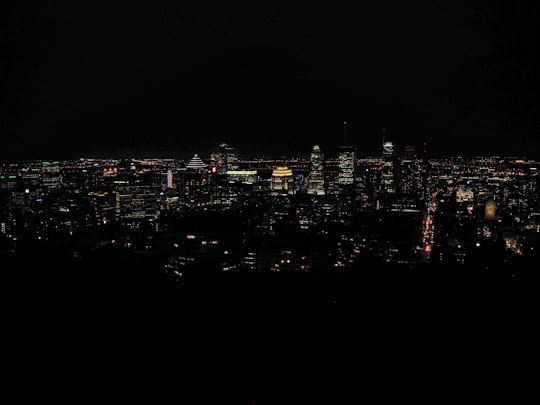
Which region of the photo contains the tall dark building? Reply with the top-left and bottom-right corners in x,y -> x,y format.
403,145 -> 415,160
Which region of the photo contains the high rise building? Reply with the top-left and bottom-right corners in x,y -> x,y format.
87,189 -> 118,225
383,140 -> 394,159
398,145 -> 417,198
180,154 -> 210,210
381,139 -> 396,194
307,145 -> 325,195
271,166 -> 295,195
166,170 -> 174,189
337,145 -> 356,187
116,185 -> 159,221
485,199 -> 497,221
403,145 -> 415,160
210,143 -> 239,174
41,161 -> 62,190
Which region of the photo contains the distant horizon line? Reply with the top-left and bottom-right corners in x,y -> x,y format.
1,152 -> 537,163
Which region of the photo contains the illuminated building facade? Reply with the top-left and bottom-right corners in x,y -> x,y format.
166,170 -> 174,189
186,154 -> 207,171
381,140 -> 395,194
116,185 -> 160,221
271,166 -> 295,195
307,145 -> 325,195
210,143 -> 239,174
227,170 -> 258,185
484,199 -> 496,221
456,186 -> 474,203
41,161 -> 62,191
88,189 -> 117,225
337,145 -> 356,187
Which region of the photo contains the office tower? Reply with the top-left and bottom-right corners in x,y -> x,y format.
166,170 -> 174,189
226,170 -> 258,185
116,185 -> 159,221
485,199 -> 496,221
41,161 -> 62,190
337,145 -> 356,186
456,186 -> 474,203
271,166 -> 295,195
383,140 -> 394,159
307,145 -> 325,195
180,154 -> 211,210
403,145 -> 415,160
87,189 -> 118,225
336,144 -> 356,222
421,141 -> 429,161
398,145 -> 419,204
210,143 -> 239,174
381,138 -> 395,194
18,165 -> 40,190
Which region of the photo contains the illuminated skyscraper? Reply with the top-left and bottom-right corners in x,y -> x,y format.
181,154 -> 210,210
337,145 -> 356,186
166,170 -> 174,189
485,199 -> 496,221
41,161 -> 62,190
307,145 -> 325,195
399,145 -> 417,197
381,133 -> 396,194
271,166 -> 295,195
383,140 -> 394,159
88,189 -> 118,225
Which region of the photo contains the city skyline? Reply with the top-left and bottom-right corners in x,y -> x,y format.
2,1 -> 539,160
2,136 -> 538,392
2,146 -> 537,285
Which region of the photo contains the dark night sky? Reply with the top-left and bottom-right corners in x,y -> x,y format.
1,1 -> 539,159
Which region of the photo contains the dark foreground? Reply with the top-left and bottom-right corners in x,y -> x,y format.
2,253 -> 537,403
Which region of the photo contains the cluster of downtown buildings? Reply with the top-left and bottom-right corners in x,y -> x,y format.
1,139 -> 539,280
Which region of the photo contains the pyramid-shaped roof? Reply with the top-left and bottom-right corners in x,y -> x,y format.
186,154 -> 207,170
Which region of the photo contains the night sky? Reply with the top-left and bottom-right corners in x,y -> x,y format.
2,1 -> 539,159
